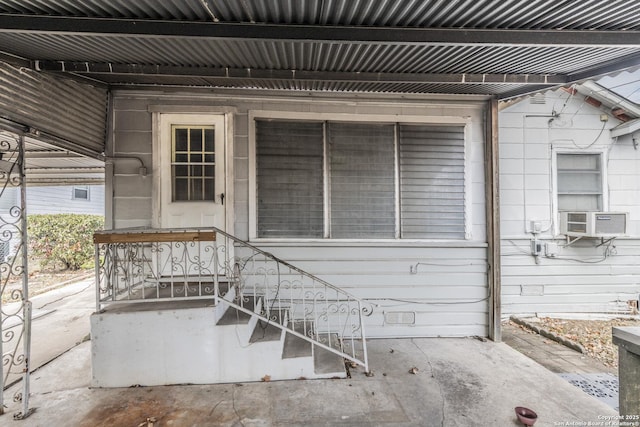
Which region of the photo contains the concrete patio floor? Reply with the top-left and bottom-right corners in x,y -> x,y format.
4,336 -> 617,426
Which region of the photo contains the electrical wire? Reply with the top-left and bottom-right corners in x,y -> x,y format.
505,240 -> 533,255
549,255 -> 607,264
371,295 -> 490,308
552,84 -> 576,117
572,120 -> 607,149
504,237 -> 614,264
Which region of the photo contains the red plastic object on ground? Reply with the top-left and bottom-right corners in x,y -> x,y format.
515,406 -> 538,426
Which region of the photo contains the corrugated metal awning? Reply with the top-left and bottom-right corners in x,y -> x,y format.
0,0 -> 638,99
0,62 -> 108,158
0,129 -> 104,185
23,137 -> 104,185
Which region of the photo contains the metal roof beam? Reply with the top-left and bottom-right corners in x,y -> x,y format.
2,14 -> 640,47
0,50 -> 29,67
35,60 -> 567,86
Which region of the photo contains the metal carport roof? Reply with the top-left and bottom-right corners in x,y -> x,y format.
1,0 -> 640,183
0,0 -> 639,99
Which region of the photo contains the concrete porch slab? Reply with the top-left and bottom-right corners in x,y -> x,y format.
4,337 -> 617,426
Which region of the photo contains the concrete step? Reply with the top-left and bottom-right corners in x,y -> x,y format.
282,321 -> 313,359
314,334 -> 346,375
216,295 -> 256,325
250,313 -> 285,343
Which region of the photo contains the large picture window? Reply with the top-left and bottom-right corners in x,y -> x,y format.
255,119 -> 466,240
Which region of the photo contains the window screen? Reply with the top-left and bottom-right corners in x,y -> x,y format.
328,123 -> 396,238
557,153 -> 602,211
256,120 -> 324,238
172,125 -> 215,201
399,125 -> 466,239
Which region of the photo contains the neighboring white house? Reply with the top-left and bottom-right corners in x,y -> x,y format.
0,185 -> 104,261
499,83 -> 640,317
26,185 -> 105,216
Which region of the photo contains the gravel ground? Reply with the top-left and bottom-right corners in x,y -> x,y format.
514,317 -> 640,368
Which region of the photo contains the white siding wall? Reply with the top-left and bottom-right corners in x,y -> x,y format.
26,185 -> 105,215
111,99 -> 153,228
110,92 -> 488,337
0,185 -> 17,210
500,89 -> 640,317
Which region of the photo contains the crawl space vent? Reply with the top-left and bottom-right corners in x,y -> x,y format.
530,93 -> 546,105
384,311 -> 416,325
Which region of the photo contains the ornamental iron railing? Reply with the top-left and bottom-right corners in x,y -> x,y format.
93,227 -> 370,373
0,130 -> 33,420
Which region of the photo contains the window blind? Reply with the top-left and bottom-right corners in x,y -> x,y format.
256,120 -> 324,238
399,125 -> 465,239
328,122 -> 396,238
255,120 -> 468,240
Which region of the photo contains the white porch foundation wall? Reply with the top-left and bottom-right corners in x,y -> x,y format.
90,301 -> 334,387
91,303 -> 219,387
500,90 -> 640,318
108,91 -> 489,338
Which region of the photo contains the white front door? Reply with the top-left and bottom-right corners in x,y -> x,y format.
158,114 -> 226,230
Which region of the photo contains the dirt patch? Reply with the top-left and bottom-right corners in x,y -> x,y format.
79,388 -> 239,427
1,266 -> 93,303
510,317 -> 640,368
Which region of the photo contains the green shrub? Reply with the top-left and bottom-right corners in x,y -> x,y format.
27,214 -> 104,270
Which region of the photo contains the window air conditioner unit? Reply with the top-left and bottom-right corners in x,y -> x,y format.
559,212 -> 628,238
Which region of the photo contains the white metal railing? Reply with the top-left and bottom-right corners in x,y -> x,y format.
93,227 -> 371,372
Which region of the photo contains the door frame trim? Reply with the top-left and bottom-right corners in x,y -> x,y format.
151,111 -> 234,235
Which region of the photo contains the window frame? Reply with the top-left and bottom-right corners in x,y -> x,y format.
552,149 -> 608,234
72,185 -> 90,201
249,111 -> 472,242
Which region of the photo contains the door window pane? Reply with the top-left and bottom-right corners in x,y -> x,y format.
172,125 -> 215,201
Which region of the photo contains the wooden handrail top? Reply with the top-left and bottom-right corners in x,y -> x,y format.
93,231 -> 216,244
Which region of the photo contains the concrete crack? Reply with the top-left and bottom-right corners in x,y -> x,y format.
209,399 -> 224,417
412,339 -> 445,427
232,386 -> 246,427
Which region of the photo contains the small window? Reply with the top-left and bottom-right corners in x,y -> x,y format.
73,186 -> 89,200
172,125 -> 215,201
556,153 -> 603,211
